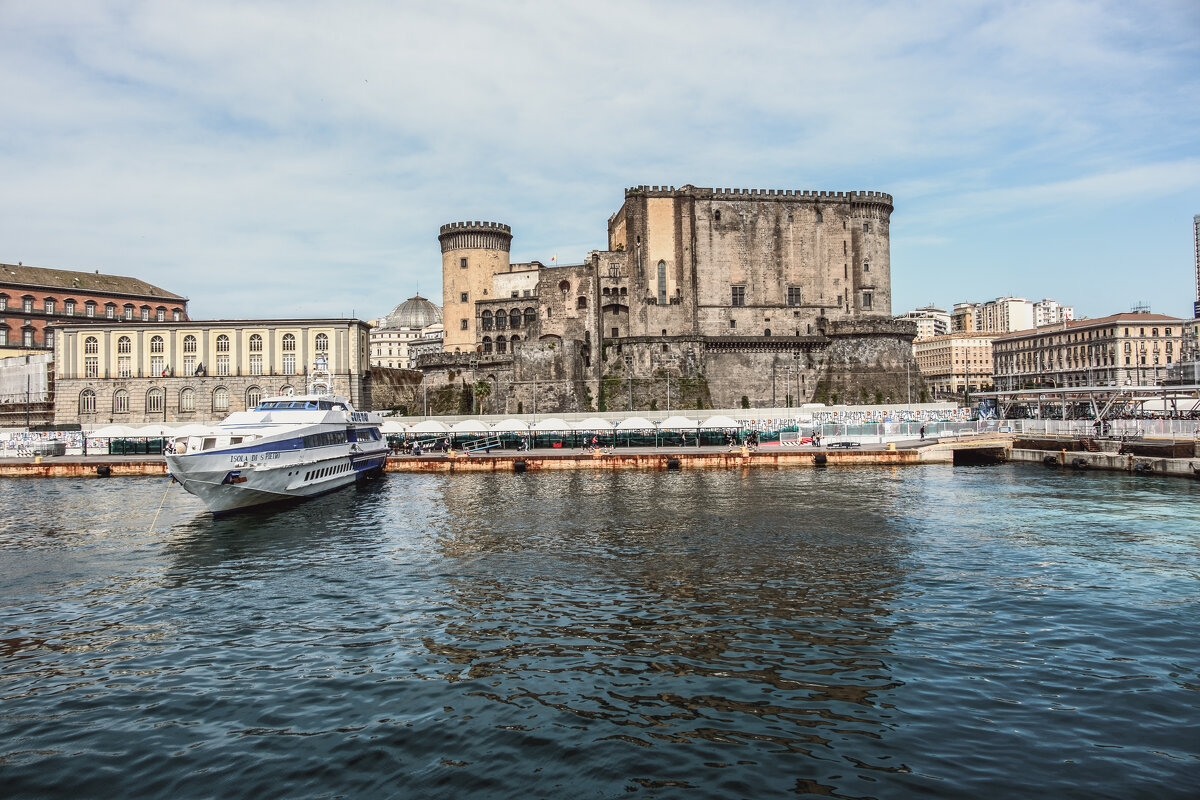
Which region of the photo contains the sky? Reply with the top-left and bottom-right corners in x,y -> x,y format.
2,0 -> 1199,322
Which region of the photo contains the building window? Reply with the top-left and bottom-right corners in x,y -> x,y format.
116,336 -> 132,354
524,307 -> 536,327
461,319 -> 469,330
23,329 -> 34,347
156,308 -> 166,322
460,257 -> 468,269
23,297 -> 33,313
172,309 -> 181,321
140,307 -> 150,321
787,287 -> 802,306
124,304 -> 134,320
816,210 -> 823,223
510,309 -> 521,329
213,387 -> 230,412
65,300 -> 75,315
86,301 -> 96,317
864,261 -> 870,272
731,286 -> 745,307
85,357 -> 98,378
147,388 -> 164,414
283,353 -> 296,374
249,333 -> 263,352
494,311 -> 506,330
862,292 -> 873,310
0,294 -> 6,310
314,333 -> 328,352
249,353 -> 263,375
495,335 -> 507,354
481,310 -> 493,330
247,386 -> 263,408
183,355 -> 196,375
183,335 -> 197,353
863,222 -> 869,233
460,292 -> 468,303
44,299 -> 55,314
216,354 -> 230,376
282,333 -> 296,351
150,335 -> 164,353
44,329 -> 54,349
216,334 -> 230,353
577,296 -> 588,309
113,390 -> 130,413
105,304 -> 115,319
658,260 -> 667,305
118,356 -> 132,378
80,389 -> 96,414
84,336 -> 98,355
482,336 -> 492,354
151,355 -> 164,376
611,327 -> 619,338
730,319 -> 737,329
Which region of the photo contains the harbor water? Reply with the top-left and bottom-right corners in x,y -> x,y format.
2,465 -> 1198,798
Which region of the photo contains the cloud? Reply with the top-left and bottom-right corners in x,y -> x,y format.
1,0 -> 1197,319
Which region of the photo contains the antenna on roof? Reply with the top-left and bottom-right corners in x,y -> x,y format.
1130,301 -> 1151,313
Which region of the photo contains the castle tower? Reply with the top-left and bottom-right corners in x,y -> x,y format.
439,221 -> 512,353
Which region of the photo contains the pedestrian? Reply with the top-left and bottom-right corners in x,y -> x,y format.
919,424 -> 926,440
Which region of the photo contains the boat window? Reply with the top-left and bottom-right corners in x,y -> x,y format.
230,437 -> 243,445
202,438 -> 216,450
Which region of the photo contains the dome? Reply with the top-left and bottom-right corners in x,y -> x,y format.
379,294 -> 442,330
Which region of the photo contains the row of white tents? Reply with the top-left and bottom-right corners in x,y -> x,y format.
76,415 -> 747,439
387,415 -> 743,435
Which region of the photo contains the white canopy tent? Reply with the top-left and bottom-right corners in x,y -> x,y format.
615,417 -> 655,430
658,415 -> 699,430
451,419 -> 492,434
491,418 -> 531,432
408,420 -> 450,434
573,417 -> 614,430
380,420 -> 409,434
86,425 -> 142,438
699,415 -> 741,429
532,418 -> 572,431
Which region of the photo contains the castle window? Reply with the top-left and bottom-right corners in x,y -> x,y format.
105,303 -> 115,318
577,296 -> 587,309
787,287 -> 802,306
731,286 -> 745,307
612,327 -> 619,338
843,241 -> 847,255
730,319 -> 737,329
460,292 -> 468,303
172,309 -> 182,321
816,210 -> 823,223
524,307 -> 536,326
495,335 -> 507,354
460,319 -> 469,330
482,336 -> 492,354
23,296 -> 33,313
65,300 -> 75,315
864,262 -> 870,273
862,292 -> 873,310
481,310 -> 493,330
511,291 -> 519,298
559,280 -> 570,294
86,301 -> 96,317
460,257 -> 468,269
658,261 -> 667,305
863,222 -> 870,233
140,306 -> 150,321
510,309 -> 521,329
714,210 -> 721,221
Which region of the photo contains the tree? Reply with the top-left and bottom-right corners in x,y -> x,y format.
473,380 -> 492,415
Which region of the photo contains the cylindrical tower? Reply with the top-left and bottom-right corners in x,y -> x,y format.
439,221 -> 512,353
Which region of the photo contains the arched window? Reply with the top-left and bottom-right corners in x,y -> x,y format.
524,307 -> 536,327
510,309 -> 521,329
657,260 -> 667,305
620,287 -> 627,296
481,310 -> 493,330
147,388 -> 164,413
509,334 -> 519,345
150,335 -> 164,353
494,311 -> 506,330
495,335 -> 507,354
282,333 -> 296,351
113,389 -> 130,413
577,296 -> 588,309
249,334 -> 263,352
84,336 -> 99,354
247,386 -> 263,408
183,335 -> 197,353
180,387 -> 196,412
117,336 -> 132,354
764,328 -> 771,337
216,334 -> 230,352
315,333 -> 329,351
559,280 -> 571,294
278,385 -> 294,396
603,287 -> 611,296
79,389 -> 96,414
482,336 -> 493,354
213,387 -> 230,412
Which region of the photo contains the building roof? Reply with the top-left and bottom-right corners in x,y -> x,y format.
0,263 -> 186,301
993,312 -> 1183,341
377,294 -> 442,330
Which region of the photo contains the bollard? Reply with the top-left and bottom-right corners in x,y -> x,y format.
887,442 -> 896,451
34,456 -> 42,464
1060,447 -> 1067,467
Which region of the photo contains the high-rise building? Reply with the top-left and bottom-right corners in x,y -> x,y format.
896,305 -> 950,340
1193,214 -> 1199,318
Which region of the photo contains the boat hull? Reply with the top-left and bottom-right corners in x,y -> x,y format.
166,447 -> 388,514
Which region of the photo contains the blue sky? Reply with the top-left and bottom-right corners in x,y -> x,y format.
2,0 -> 1198,321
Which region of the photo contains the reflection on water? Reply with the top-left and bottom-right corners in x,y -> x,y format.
0,467 -> 1198,799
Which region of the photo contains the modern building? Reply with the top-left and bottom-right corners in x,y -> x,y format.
896,306 -> 950,340
369,294 -> 442,369
952,296 -> 1073,334
53,319 -> 372,425
1033,298 -> 1074,327
0,262 -> 188,356
422,184 -> 921,412
991,312 -> 1185,390
913,332 -> 997,396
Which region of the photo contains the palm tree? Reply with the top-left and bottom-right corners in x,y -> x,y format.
473,380 -> 492,416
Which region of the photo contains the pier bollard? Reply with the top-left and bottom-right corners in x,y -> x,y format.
887,442 -> 896,451
1060,448 -> 1067,467
34,456 -> 42,464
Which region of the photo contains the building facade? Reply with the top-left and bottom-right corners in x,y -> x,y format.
0,262 -> 187,356
421,184 -> 921,412
896,306 -> 950,340
53,319 -> 372,425
991,312 -> 1185,390
952,296 -> 1073,334
913,332 -> 997,395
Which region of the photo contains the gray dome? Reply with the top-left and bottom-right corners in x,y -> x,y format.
380,294 -> 442,330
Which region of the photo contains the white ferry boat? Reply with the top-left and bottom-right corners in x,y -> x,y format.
165,359 -> 389,514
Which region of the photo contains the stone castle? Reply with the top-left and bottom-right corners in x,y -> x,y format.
416,184 -> 922,414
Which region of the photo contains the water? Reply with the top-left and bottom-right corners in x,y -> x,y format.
1,465 -> 1198,799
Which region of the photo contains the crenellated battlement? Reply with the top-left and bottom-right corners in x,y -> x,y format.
625,185 -> 892,208
439,220 -> 513,253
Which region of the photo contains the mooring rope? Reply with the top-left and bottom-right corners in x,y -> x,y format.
148,480 -> 172,533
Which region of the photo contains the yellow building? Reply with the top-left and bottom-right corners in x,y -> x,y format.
913,332 -> 997,395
